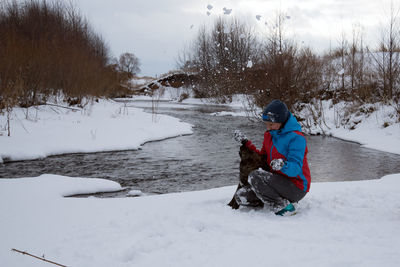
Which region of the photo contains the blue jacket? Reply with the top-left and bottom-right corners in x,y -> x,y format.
246,113 -> 311,192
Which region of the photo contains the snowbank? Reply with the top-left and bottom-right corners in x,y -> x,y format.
0,173 -> 399,266
0,99 -> 193,163
0,174 -> 122,199
297,100 -> 400,155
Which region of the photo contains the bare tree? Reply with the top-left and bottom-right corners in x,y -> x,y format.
348,23 -> 375,101
384,2 -> 400,99
252,11 -> 323,109
370,2 -> 400,100
335,30 -> 349,96
177,17 -> 260,100
119,52 -> 141,77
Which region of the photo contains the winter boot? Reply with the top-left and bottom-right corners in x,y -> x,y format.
234,186 -> 264,208
275,203 -> 296,216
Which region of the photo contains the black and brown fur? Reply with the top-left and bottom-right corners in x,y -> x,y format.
227,144 -> 267,209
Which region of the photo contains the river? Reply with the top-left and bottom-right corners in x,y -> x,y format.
1,100 -> 400,197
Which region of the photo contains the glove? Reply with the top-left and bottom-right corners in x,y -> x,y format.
270,158 -> 285,171
234,130 -> 248,144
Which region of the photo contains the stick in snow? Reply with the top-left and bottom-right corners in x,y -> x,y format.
11,248 -> 67,267
45,103 -> 82,111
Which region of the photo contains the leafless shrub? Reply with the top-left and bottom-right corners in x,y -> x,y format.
295,100 -> 329,134
322,26 -> 377,103
0,0 -> 128,112
118,52 -> 141,78
369,3 -> 400,101
177,16 -> 260,101
250,12 -> 324,110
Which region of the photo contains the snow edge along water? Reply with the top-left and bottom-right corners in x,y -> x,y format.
0,99 -> 193,164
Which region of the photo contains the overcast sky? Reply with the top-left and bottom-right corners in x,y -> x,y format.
75,0 -> 396,77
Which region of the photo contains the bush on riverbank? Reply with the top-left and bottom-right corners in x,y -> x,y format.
0,0 -> 132,111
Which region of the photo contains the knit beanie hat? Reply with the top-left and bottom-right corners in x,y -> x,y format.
262,100 -> 289,123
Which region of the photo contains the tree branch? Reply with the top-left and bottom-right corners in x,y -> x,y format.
11,248 -> 67,267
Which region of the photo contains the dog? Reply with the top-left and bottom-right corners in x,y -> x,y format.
227,143 -> 266,209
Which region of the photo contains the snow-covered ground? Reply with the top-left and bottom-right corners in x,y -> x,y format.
1,173 -> 399,266
0,99 -> 193,163
1,91 -> 400,266
296,100 -> 400,155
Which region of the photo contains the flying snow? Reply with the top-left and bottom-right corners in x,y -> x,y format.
247,60 -> 253,68
223,7 -> 232,15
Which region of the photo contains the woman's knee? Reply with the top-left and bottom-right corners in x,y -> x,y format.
248,168 -> 271,186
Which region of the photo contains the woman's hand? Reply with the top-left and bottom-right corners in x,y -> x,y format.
270,158 -> 285,171
234,130 -> 248,145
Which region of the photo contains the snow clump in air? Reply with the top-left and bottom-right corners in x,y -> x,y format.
223,7 -> 232,15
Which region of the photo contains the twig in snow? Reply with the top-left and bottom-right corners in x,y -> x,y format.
11,248 -> 67,267
45,103 -> 82,111
12,110 -> 29,134
49,106 -> 60,114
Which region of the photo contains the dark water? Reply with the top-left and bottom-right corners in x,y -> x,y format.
1,100 -> 400,196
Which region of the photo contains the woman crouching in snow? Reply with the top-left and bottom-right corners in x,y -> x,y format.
233,99 -> 311,215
